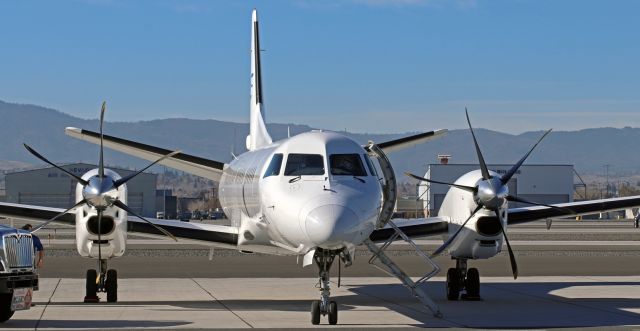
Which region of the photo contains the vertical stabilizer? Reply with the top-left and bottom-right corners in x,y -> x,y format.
247,9 -> 273,151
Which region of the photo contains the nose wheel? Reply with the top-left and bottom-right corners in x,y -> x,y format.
84,260 -> 118,303
310,249 -> 339,325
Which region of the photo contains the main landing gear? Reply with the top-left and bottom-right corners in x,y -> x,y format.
310,249 -> 338,325
446,259 -> 480,300
84,259 -> 118,303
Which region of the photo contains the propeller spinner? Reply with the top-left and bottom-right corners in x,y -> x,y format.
406,108 -> 568,279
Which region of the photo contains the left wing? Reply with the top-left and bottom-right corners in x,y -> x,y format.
369,216 -> 449,242
369,129 -> 448,154
0,202 -> 238,248
479,195 -> 640,225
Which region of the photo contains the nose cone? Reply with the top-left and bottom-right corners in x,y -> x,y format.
305,205 -> 360,247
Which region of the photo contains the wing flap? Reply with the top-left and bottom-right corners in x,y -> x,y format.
65,127 -> 226,181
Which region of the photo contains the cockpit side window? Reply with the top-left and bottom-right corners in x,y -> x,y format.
330,154 -> 367,176
284,154 -> 325,176
263,153 -> 284,178
363,153 -> 378,176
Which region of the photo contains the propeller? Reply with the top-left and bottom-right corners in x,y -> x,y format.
23,102 -> 179,248
406,108 -> 563,279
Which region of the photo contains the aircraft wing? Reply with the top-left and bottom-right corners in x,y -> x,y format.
369,216 -> 449,242
478,196 -> 640,225
65,127 -> 226,181
370,129 -> 448,154
0,202 -> 238,248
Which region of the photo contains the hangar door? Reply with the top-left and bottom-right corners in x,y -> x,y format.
19,193 -> 74,209
127,192 -> 144,216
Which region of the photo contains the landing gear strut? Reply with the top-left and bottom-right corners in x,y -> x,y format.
84,259 -> 118,303
446,259 -> 481,300
310,249 -> 338,325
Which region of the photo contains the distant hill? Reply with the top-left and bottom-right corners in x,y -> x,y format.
1,100 -> 639,179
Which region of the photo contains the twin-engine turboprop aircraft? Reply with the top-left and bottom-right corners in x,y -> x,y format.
1,9 -> 640,326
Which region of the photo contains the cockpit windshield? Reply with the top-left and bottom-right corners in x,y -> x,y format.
284,154 -> 325,176
330,154 -> 367,176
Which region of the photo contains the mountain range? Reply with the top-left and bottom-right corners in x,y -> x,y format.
1,100 -> 639,179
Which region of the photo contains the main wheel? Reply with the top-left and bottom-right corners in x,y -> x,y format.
105,269 -> 118,303
0,293 -> 14,322
328,301 -> 338,325
466,268 -> 480,297
446,268 -> 461,300
310,300 -> 321,325
86,269 -> 98,298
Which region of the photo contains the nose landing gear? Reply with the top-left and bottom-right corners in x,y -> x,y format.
310,249 -> 338,325
84,259 -> 118,303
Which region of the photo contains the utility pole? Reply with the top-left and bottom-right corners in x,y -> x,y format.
604,164 -> 611,198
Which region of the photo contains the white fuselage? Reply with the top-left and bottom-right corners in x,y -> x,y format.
220,131 -> 383,255
438,170 -> 507,259
75,168 -> 128,259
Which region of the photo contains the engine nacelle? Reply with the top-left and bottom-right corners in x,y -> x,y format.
75,168 -> 128,259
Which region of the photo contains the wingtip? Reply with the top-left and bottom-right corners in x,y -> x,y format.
252,8 -> 258,21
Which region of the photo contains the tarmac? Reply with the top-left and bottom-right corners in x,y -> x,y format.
3,276 -> 640,330
1,219 -> 640,329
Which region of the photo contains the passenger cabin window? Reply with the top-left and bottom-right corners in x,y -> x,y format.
330,154 -> 367,176
284,154 -> 325,176
263,153 -> 283,178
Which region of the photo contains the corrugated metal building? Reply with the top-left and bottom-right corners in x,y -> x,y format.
5,163 -> 157,217
419,163 -> 574,217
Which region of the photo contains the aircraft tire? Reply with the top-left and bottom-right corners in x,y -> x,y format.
86,269 -> 98,298
466,268 -> 480,297
328,301 -> 338,325
446,268 -> 460,300
106,269 -> 117,303
311,300 -> 321,325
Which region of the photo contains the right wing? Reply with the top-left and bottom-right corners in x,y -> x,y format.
0,202 -> 238,248
65,127 -> 226,181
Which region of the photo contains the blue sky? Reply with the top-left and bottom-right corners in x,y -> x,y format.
1,0 -> 639,134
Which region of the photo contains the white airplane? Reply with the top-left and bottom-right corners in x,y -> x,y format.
1,9 -> 639,325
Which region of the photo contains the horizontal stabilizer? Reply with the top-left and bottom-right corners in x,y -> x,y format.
65,127 -> 225,181
374,129 -> 447,154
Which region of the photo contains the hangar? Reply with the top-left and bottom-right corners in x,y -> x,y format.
418,159 -> 574,217
5,163 -> 157,217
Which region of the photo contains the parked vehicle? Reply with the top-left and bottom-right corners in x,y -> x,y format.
0,227 -> 39,323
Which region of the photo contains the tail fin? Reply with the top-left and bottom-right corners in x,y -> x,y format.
246,9 -> 273,151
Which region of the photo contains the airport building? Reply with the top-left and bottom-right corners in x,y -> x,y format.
419,157 -> 574,216
5,163 -> 157,217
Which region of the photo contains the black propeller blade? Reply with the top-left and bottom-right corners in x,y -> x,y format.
501,129 -> 552,185
98,101 -> 106,180
97,209 -> 103,267
465,108 -> 490,180
495,210 -> 518,279
113,200 -> 177,241
431,205 -> 483,258
505,195 -> 574,214
404,172 -> 475,193
113,150 -> 181,188
31,199 -> 87,233
23,143 -> 89,186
